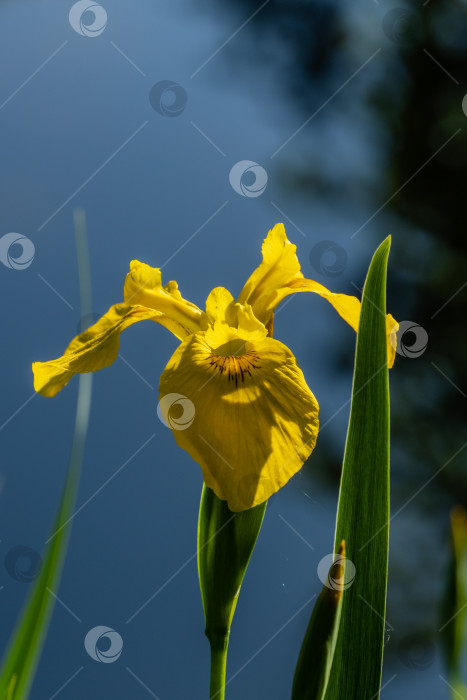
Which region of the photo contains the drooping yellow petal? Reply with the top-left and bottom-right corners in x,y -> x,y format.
385,315 -> 398,367
267,278 -> 398,369
158,332 -> 319,511
33,303 -> 190,397
34,262 -> 204,397
238,224 -> 397,368
123,260 -> 202,334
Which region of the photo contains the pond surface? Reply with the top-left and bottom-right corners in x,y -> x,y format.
0,0 -> 465,697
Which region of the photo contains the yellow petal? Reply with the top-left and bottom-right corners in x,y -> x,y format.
158,332 -> 319,511
237,224 -> 397,368
278,279 -> 398,369
202,286 -> 237,330
202,286 -> 268,349
237,223 -> 302,311
33,303 -> 188,397
123,260 -> 202,334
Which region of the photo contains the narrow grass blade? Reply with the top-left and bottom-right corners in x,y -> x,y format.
292,541 -> 346,700
198,486 -> 266,699
324,237 -> 391,700
0,210 -> 93,699
440,506 -> 467,698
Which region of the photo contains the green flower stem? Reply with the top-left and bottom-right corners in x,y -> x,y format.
208,633 -> 229,700
198,486 -> 266,700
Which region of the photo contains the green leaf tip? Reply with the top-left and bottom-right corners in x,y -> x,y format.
376,235 -> 391,254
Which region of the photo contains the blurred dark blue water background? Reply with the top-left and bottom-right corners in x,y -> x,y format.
0,0 -> 466,697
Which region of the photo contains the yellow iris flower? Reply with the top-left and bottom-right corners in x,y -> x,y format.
33,224 -> 397,511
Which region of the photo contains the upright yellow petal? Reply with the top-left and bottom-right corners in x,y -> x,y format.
202,286 -> 237,330
238,224 -> 397,368
33,303 -> 189,397
159,332 -> 319,511
237,223 -> 302,310
124,260 -> 202,334
202,287 -> 268,349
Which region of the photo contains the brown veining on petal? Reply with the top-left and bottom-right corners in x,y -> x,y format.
206,351 -> 261,386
